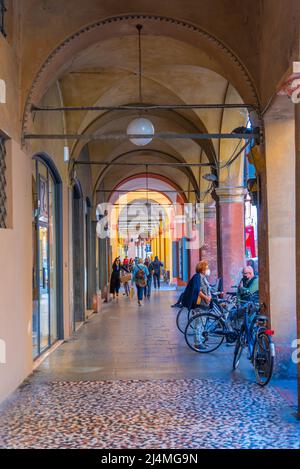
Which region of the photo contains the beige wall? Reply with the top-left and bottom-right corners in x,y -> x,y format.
264,95 -> 297,375
0,12 -> 31,403
0,141 -> 32,403
1,51 -> 73,400
0,24 -> 20,140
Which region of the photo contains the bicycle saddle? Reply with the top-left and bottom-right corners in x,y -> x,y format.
256,315 -> 268,322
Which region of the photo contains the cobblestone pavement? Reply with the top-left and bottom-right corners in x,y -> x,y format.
0,378 -> 299,449
0,291 -> 298,449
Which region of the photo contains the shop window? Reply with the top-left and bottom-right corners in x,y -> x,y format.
0,0 -> 6,37
32,156 -> 63,358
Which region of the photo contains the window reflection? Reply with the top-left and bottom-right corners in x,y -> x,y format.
32,159 -> 58,358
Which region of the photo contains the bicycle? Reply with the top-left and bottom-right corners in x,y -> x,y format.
232,296 -> 275,386
176,306 -> 194,334
183,293 -> 240,353
175,278 -> 224,334
176,291 -> 227,335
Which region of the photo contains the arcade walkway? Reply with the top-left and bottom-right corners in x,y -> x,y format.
0,291 -> 299,449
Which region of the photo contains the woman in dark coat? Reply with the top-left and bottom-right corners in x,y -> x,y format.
110,258 -> 129,299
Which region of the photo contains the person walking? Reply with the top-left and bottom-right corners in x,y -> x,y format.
120,261 -> 131,297
110,258 -> 128,300
132,258 -> 149,306
152,256 -> 163,290
144,257 -> 154,300
128,258 -> 134,272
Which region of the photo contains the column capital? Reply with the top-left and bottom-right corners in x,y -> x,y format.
204,203 -> 216,218
277,62 -> 300,103
215,187 -> 246,204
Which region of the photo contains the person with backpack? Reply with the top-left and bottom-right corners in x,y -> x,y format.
144,257 -> 154,300
132,258 -> 149,306
152,256 -> 163,289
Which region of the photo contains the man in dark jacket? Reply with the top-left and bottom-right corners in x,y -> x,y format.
152,256 -> 163,289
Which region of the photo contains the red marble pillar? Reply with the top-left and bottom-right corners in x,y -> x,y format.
201,203 -> 218,283
189,247 -> 200,276
216,188 -> 246,293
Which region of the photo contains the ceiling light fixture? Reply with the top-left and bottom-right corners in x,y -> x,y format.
126,24 -> 154,146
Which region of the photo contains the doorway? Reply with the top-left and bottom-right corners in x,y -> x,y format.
32,155 -> 63,359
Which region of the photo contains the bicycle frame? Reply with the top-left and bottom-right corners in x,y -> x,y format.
239,300 -> 264,361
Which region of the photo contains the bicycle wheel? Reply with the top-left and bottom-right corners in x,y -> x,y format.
184,312 -> 225,353
176,307 -> 189,334
253,333 -> 275,386
176,308 -> 196,334
232,335 -> 243,369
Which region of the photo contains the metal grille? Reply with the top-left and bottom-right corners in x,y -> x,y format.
0,137 -> 7,228
0,0 -> 6,37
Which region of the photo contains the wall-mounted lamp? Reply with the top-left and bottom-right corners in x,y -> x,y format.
202,173 -> 218,182
64,146 -> 69,162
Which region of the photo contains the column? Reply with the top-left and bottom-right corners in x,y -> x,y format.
295,97 -> 300,416
215,187 -> 245,294
99,237 -> 107,292
164,235 -> 168,270
161,231 -> 165,266
264,94 -> 297,378
201,202 -> 218,284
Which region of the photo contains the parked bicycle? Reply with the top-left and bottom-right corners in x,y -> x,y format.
183,292 -> 240,353
232,295 -> 275,386
176,278 -> 224,334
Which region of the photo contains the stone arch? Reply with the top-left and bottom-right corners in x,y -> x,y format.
92,148 -> 201,202
110,172 -> 188,205
22,14 -> 260,135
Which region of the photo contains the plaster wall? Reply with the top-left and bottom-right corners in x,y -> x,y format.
0,141 -> 32,403
264,96 -> 297,376
0,18 -> 33,403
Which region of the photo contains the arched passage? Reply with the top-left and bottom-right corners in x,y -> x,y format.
96,172 -> 202,289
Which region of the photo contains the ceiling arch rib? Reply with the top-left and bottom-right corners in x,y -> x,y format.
91,148 -> 201,202
106,173 -> 188,206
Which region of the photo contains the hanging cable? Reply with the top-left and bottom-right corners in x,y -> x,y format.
136,24 -> 143,104
145,164 -> 151,239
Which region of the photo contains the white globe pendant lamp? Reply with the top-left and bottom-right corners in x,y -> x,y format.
127,117 -> 154,146
127,24 -> 154,147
